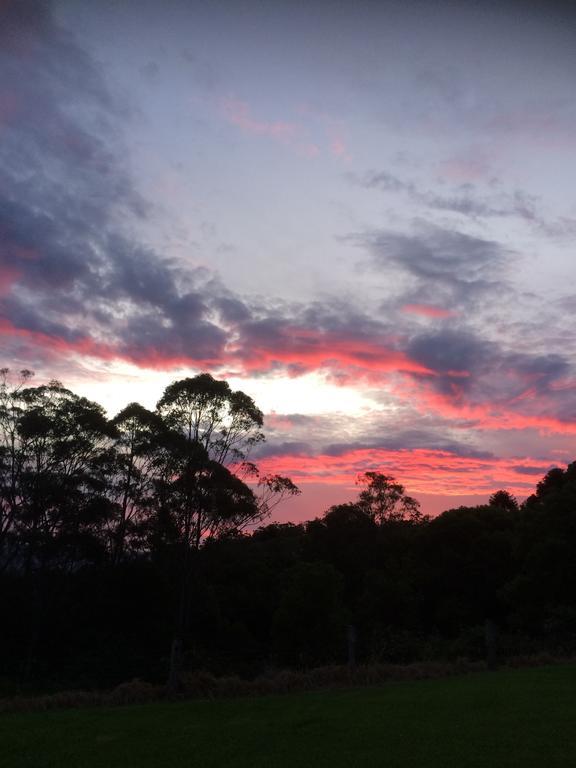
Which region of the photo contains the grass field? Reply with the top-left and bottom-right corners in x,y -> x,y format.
2,664 -> 576,767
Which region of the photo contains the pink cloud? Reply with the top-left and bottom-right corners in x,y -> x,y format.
391,378 -> 576,436
0,246 -> 39,295
401,304 -> 457,319
296,102 -> 352,159
487,109 -> 576,149
0,318 -> 117,361
254,446 -> 552,497
329,134 -> 351,161
438,146 -> 494,182
220,97 -> 355,163
0,266 -> 21,296
221,97 -> 297,143
5,297 -> 575,443
301,143 -> 321,158
233,326 -> 435,378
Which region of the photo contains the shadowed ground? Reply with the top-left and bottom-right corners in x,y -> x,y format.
2,664 -> 576,768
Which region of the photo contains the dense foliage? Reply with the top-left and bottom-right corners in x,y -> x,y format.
1,368 -> 576,691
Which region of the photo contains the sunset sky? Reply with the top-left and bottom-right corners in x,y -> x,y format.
2,0 -> 576,519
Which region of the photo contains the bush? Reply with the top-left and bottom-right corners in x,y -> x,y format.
0,655 -> 571,713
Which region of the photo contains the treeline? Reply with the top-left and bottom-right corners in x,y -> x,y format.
0,368 -> 297,691
2,369 -> 576,692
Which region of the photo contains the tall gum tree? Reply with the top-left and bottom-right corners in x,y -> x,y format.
356,471 -> 423,524
0,370 -> 116,571
155,373 -> 299,690
109,403 -> 165,564
0,368 -> 33,569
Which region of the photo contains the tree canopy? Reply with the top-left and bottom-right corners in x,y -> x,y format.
2,367 -> 576,690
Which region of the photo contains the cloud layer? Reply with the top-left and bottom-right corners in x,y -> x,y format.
2,1 -> 575,507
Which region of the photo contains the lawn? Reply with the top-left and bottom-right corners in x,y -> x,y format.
2,664 -> 576,767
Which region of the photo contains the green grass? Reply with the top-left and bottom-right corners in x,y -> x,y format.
2,664 -> 576,767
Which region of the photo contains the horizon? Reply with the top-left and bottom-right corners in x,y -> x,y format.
2,0 -> 576,519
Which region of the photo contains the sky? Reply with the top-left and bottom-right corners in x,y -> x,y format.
2,0 -> 576,520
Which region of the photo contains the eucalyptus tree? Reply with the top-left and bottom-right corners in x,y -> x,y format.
108,403 -> 165,563
155,373 -> 299,690
15,379 -> 117,570
0,374 -> 117,683
155,373 -> 298,545
0,370 -> 119,570
356,471 -> 422,523
156,373 -> 265,465
0,367 -> 33,568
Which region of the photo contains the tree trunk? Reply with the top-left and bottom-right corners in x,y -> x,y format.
167,633 -> 184,694
166,544 -> 195,694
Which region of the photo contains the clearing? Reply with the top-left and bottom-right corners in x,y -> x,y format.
2,664 -> 576,767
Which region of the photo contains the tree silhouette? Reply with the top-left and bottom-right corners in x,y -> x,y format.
489,489 -> 519,512
0,367 -> 34,570
5,365 -> 576,688
155,373 -> 298,690
356,471 -> 422,523
108,403 -> 165,563
1,375 -> 115,571
272,561 -> 346,667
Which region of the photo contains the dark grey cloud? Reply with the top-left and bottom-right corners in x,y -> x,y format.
409,330 -> 571,391
214,296 -> 252,324
361,171 -> 417,196
405,327 -> 576,421
1,0 -> 406,374
509,352 -> 569,384
358,171 -> 540,223
426,188 -> 538,221
300,298 -> 387,337
0,0 -> 241,367
2,294 -> 84,344
407,329 -> 491,375
0,197 -> 92,289
537,216 -> 576,239
119,311 -> 228,364
255,441 -> 314,459
254,417 -> 495,462
358,167 -> 576,244
512,465 -> 552,476
0,2 -> 142,221
357,223 -> 508,282
350,222 -> 512,314
322,431 -> 493,460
